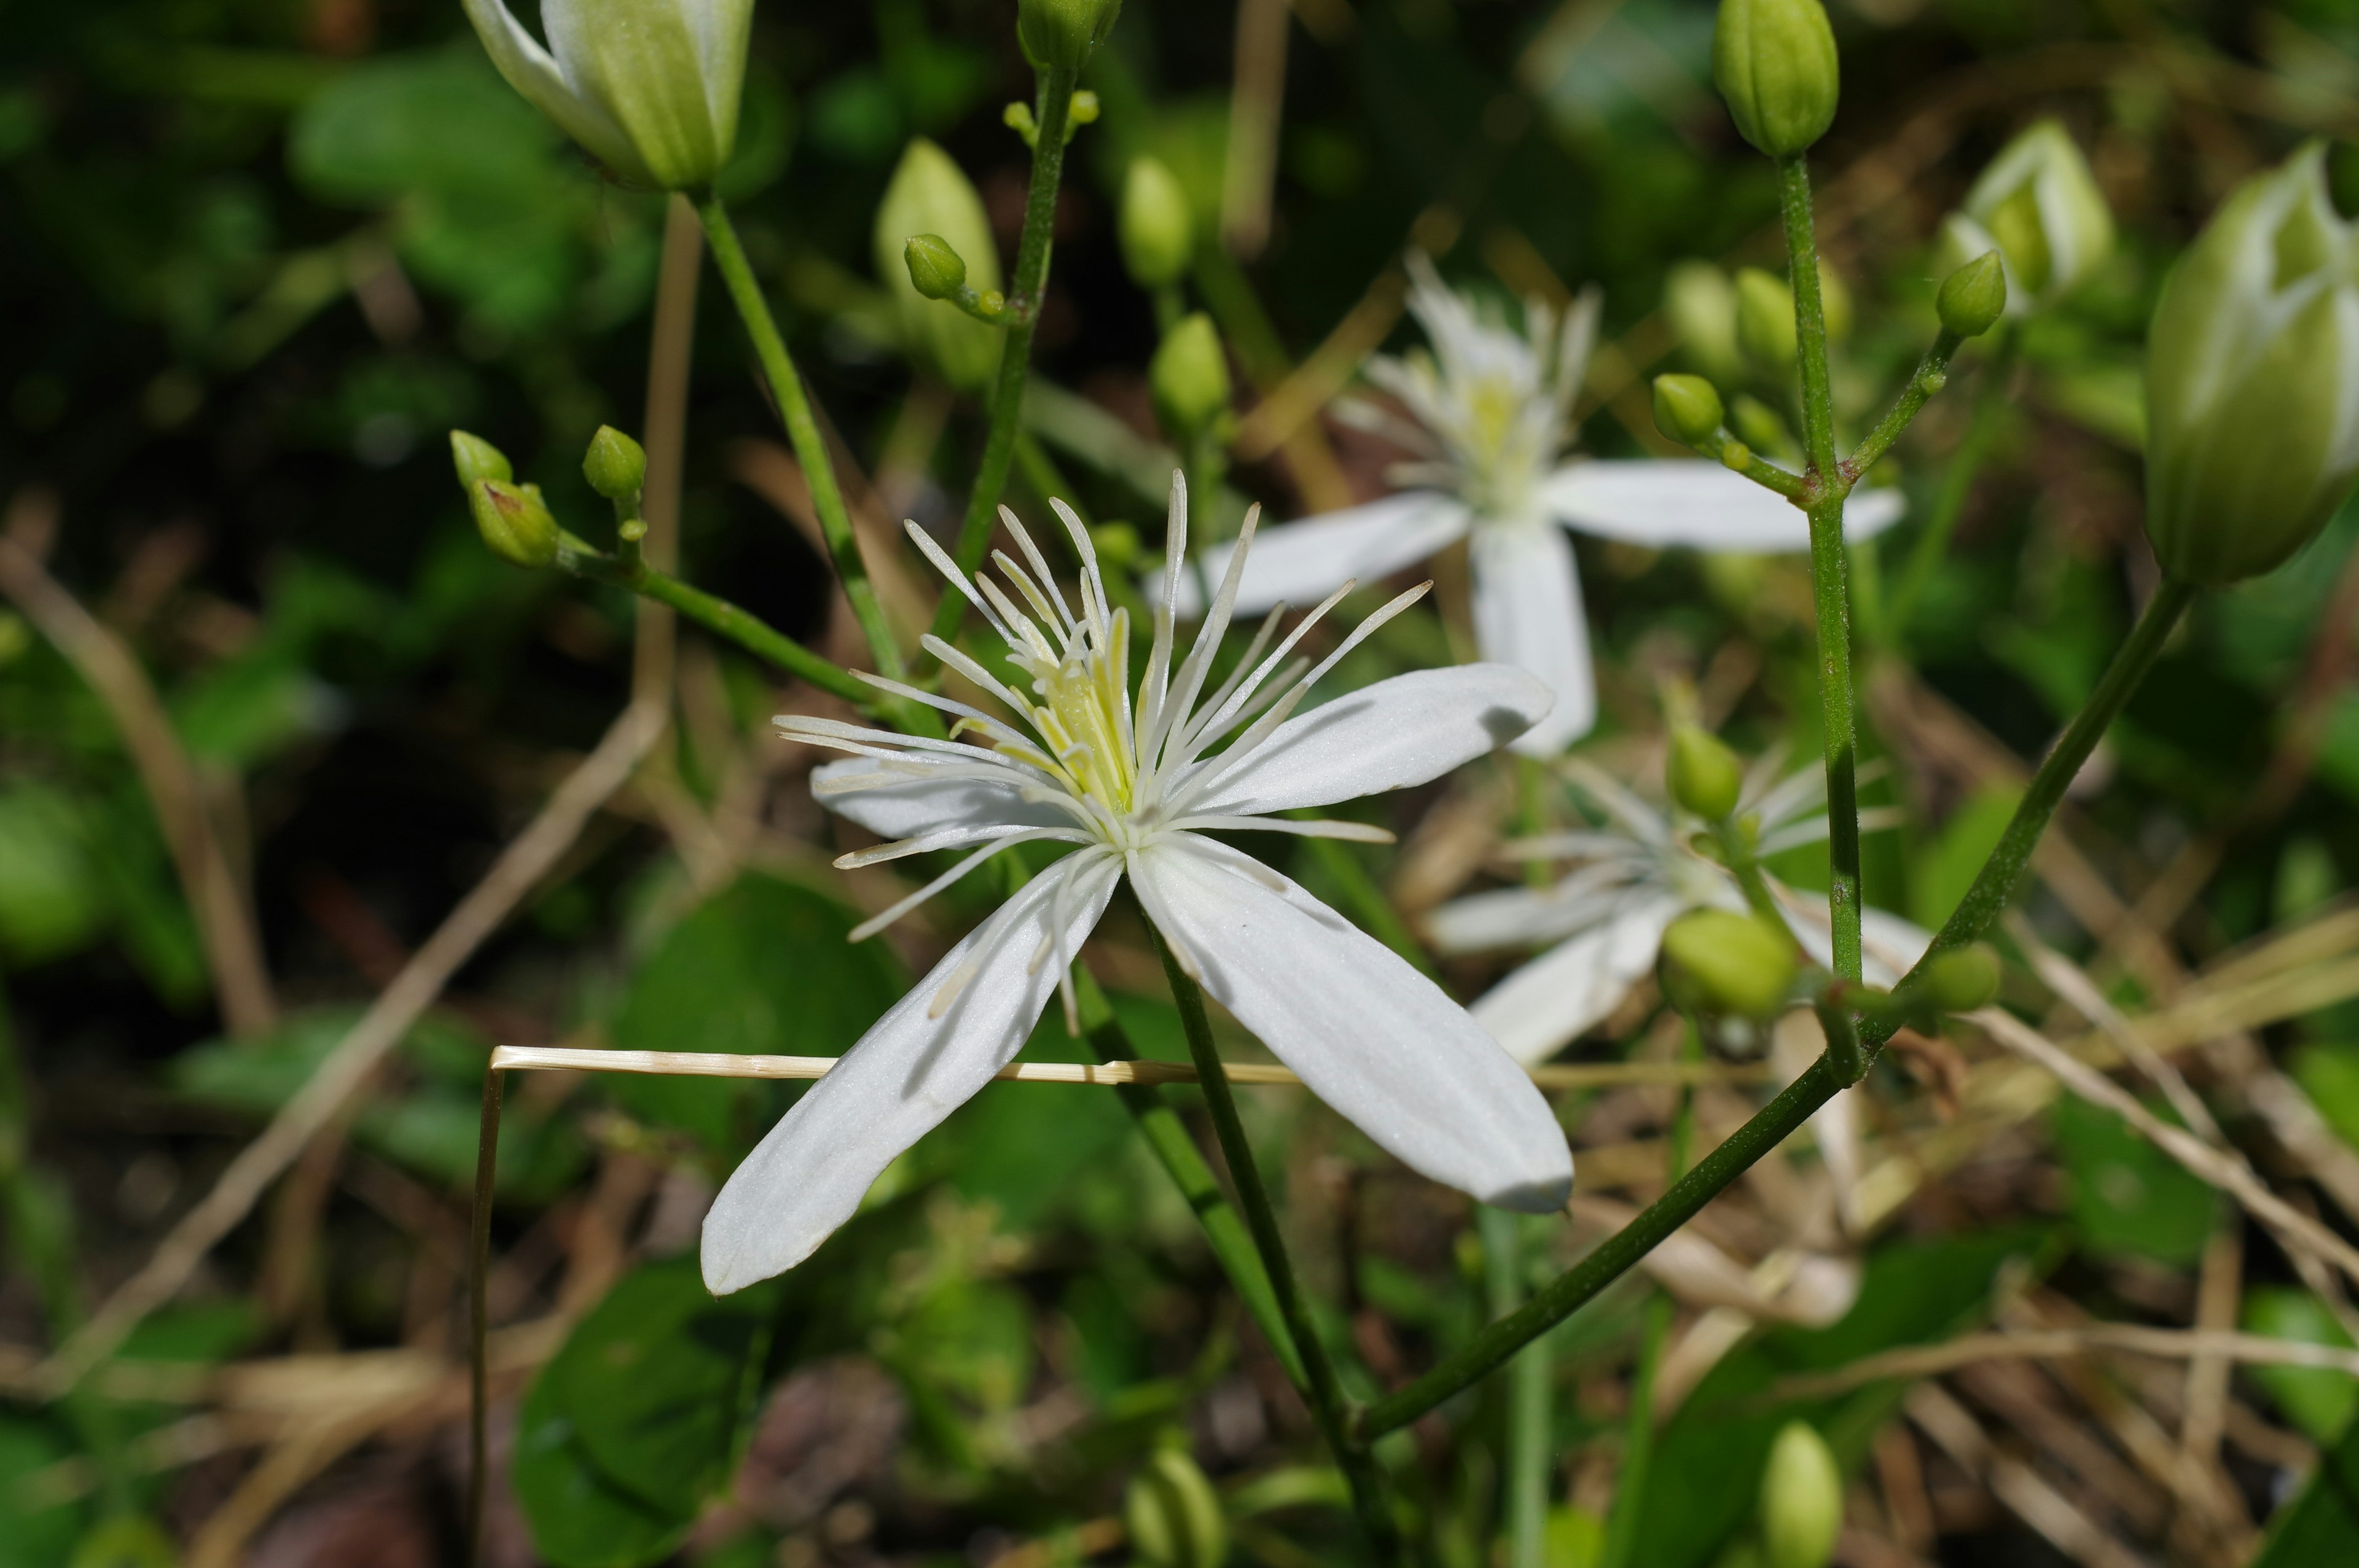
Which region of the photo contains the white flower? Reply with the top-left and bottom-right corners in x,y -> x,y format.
1172,259 -> 1906,756
702,475 -> 1575,1293
463,0 -> 752,191
1426,755 -> 1928,1065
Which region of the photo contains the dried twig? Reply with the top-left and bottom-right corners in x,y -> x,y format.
1769,1323 -> 2359,1403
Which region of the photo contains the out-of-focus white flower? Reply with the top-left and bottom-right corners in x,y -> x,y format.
1172,259 -> 1904,755
1935,119 -> 2113,319
463,0 -> 751,190
1426,754 -> 1927,1064
702,475 -> 1573,1293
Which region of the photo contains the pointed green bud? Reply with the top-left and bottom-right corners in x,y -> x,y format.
1933,119 -> 2114,316
1124,1447 -> 1226,1568
1729,394 -> 1792,458
2146,144 -> 2359,587
1760,1421 -> 1843,1568
1661,908 -> 1796,1019
875,139 -> 1004,391
902,233 -> 968,302
1653,375 -> 1727,450
1920,942 -> 2001,1013
1665,260 -> 1745,387
582,426 -> 647,502
1120,157 -> 1195,289
1152,313 -> 1233,435
1712,0 -> 1839,159
1667,725 -> 1745,821
1736,267 -> 1799,371
450,429 -> 512,490
1018,0 -> 1122,72
470,480 -> 559,569
1936,249 -> 2008,338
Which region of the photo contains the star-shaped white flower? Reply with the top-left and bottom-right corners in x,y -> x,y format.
702,475 -> 1575,1293
1172,259 -> 1906,755
1426,755 -> 1929,1065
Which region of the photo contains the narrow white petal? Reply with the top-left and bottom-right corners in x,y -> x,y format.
1542,461 -> 1909,549
1468,894 -> 1685,1065
1424,865 -> 1645,954
701,854 -> 1120,1292
1471,523 -> 1594,755
812,759 -> 1077,841
1165,493 -> 1471,617
1770,878 -> 1934,988
462,0 -> 649,180
1178,665 -> 1550,819
1133,838 -> 1573,1212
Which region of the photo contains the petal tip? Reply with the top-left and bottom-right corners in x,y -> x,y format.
1483,1164 -> 1574,1214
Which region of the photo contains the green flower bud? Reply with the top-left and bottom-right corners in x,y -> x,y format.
2146,144 -> 2359,587
1759,1421 -> 1842,1568
1124,1446 -> 1226,1568
1666,260 -> 1745,387
1653,374 -> 1727,450
1019,0 -> 1122,72
1729,394 -> 1793,459
876,139 -> 1005,392
1712,0 -> 1839,159
1661,908 -> 1796,1019
902,234 -> 969,302
1736,267 -> 1799,372
1152,313 -> 1233,435
1667,725 -> 1745,821
1920,942 -> 2001,1013
582,425 -> 647,502
1121,157 -> 1195,289
1936,250 -> 2009,339
450,429 -> 513,491
471,480 -> 560,569
463,0 -> 752,190
1090,521 -> 1143,568
1933,119 -> 2114,317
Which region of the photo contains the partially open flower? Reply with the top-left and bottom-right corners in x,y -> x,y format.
1934,119 -> 2113,318
461,0 -> 752,190
875,139 -> 1005,392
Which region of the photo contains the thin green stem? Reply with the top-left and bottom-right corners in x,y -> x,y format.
1885,329 -> 2017,643
697,195 -> 907,686
1774,155 -> 1838,485
1482,1206 -> 1551,1568
1847,329 -> 1966,480
930,64 -> 1078,647
1597,1293 -> 1672,1568
1692,429 -> 1807,502
1709,819 -> 1782,924
552,536 -> 874,711
1151,929 -> 1400,1561
467,1066 -> 506,1568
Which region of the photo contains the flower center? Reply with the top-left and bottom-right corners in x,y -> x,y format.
1027,644 -> 1136,816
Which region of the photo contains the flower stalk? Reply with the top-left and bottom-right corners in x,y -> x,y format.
467,1064 -> 505,1568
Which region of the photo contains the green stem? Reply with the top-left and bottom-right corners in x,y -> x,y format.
1709,819 -> 1782,925
1847,329 -> 1966,480
554,536 -> 874,711
1151,929 -> 1400,1561
696,195 -> 907,686
1773,155 -> 1838,484
467,1065 -> 506,1568
929,64 -> 1078,647
1068,965 -> 1307,1390
1885,329 -> 2017,643
1597,1293 -> 1672,1568
1696,431 -> 1807,502
1482,1207 -> 1550,1568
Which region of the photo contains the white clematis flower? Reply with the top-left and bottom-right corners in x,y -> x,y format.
702,475 -> 1575,1293
1172,259 -> 1906,756
463,0 -> 752,191
1426,754 -> 1928,1065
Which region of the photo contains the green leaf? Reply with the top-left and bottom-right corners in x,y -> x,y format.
2294,1043 -> 2359,1152
2253,1393 -> 2359,1566
1909,786 -> 2021,932
2244,1287 -> 2358,1444
511,1361 -> 694,1568
0,1416 -> 84,1567
2052,1094 -> 2217,1266
0,784 -> 105,964
604,875 -> 903,1152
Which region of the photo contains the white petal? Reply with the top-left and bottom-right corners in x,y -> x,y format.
1468,894 -> 1683,1065
1471,523 -> 1594,755
1423,864 -> 1646,954
1541,461 -> 1908,549
462,0 -> 649,182
1132,837 -> 1572,1211
812,758 -> 1074,841
700,852 -> 1121,1292
1178,665 -> 1551,819
1165,493 -> 1471,617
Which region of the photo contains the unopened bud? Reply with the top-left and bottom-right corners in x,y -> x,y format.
1920,943 -> 2001,1013
903,234 -> 968,301
1653,374 -> 1727,450
450,429 -> 512,490
1730,394 -> 1792,458
1018,0 -> 1122,72
1124,1447 -> 1226,1568
1934,119 -> 2114,317
1090,521 -> 1143,568
582,426 -> 646,502
1121,157 -> 1195,289
1662,909 -> 1796,1019
1712,0 -> 1840,159
1936,249 -> 2008,338
1667,725 -> 1745,821
2146,143 -> 2359,586
1152,313 -> 1232,435
1666,260 -> 1745,386
1760,1421 -> 1842,1568
1736,268 -> 1799,371
876,139 -> 1004,391
470,480 -> 559,569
